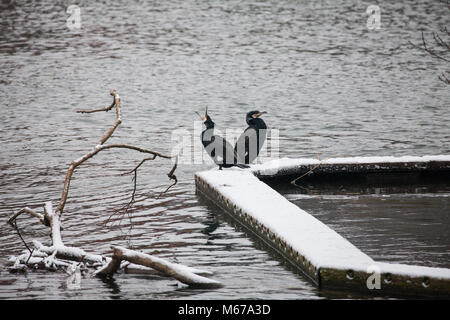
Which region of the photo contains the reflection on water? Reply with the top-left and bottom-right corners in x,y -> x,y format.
282,184 -> 450,269
0,0 -> 449,299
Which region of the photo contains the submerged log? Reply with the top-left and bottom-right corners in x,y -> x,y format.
96,246 -> 222,288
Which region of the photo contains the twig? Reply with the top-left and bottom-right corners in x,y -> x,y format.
124,156 -> 158,204
442,26 -> 450,38
290,156 -> 332,186
157,156 -> 178,198
409,32 -> 450,63
409,26 -> 450,86
104,155 -> 159,227
433,31 -> 450,51
25,248 -> 35,265
12,220 -> 32,256
105,155 -> 178,227
76,98 -> 116,114
8,207 -> 47,227
438,72 -> 450,84
290,162 -> 323,186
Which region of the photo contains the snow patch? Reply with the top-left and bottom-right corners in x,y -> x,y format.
251,155 -> 450,176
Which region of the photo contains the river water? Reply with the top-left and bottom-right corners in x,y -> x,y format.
0,0 -> 449,299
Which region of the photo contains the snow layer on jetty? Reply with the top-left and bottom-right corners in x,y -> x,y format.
251,155 -> 450,176
197,170 -> 374,271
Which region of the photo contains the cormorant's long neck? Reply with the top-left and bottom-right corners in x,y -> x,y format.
201,123 -> 215,147
250,118 -> 267,130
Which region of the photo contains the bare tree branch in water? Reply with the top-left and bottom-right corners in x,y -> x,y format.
60,90 -> 174,218
410,24 -> 450,85
95,246 -> 221,288
105,155 -> 159,227
439,71 -> 450,85
9,90 -> 176,227
3,91 -> 220,288
158,155 -> 178,198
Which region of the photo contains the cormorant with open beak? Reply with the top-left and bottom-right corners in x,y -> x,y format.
197,107 -> 249,170
234,110 -> 267,164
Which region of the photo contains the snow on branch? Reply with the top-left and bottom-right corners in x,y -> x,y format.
96,246 -> 222,288
4,91 -> 204,291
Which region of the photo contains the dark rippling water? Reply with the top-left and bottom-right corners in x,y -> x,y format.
283,184 -> 450,269
0,0 -> 449,299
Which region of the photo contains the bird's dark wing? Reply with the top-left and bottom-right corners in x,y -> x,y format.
205,135 -> 236,165
256,127 -> 267,155
234,127 -> 259,164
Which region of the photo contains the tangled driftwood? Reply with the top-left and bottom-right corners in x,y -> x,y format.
7,90 -> 220,288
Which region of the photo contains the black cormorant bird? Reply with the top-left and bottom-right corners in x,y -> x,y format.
197,107 -> 249,170
234,110 -> 267,164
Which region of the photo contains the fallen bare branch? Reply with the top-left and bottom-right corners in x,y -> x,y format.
409,31 -> 450,62
157,156 -> 178,198
438,72 -> 450,84
96,246 -> 222,288
421,31 -> 450,62
33,240 -> 104,265
291,162 -> 322,186
409,24 -> 450,86
56,90 -> 121,214
11,220 -> 32,255
433,31 -> 450,51
123,262 -> 214,276
76,93 -> 116,114
290,156 -> 332,186
9,252 -> 71,271
9,91 -> 176,225
7,90 -> 184,291
7,207 -> 47,226
443,26 -> 450,38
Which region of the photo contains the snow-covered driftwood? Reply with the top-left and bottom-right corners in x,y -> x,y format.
33,240 -> 104,265
96,246 -> 222,288
8,250 -> 72,272
7,207 -> 47,226
7,236 -> 105,272
5,91 -> 203,290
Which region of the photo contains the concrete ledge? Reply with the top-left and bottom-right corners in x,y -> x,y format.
195,156 -> 450,298
251,155 -> 450,183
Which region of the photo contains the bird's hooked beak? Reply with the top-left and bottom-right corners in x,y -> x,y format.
252,111 -> 267,118
195,111 -> 206,121
195,107 -> 208,122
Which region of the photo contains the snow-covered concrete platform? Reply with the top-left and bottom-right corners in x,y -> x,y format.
251,155 -> 450,182
195,156 -> 450,297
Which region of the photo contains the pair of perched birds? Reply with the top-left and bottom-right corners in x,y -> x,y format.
197,108 -> 267,170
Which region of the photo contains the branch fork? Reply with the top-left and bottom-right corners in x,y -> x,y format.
4,91 -> 217,289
